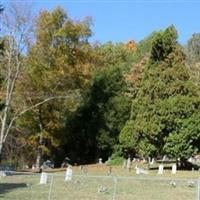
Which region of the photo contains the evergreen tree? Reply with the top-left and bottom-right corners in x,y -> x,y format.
120,26 -> 200,162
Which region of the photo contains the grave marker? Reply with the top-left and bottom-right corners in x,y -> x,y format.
135,166 -> 140,175
135,165 -> 148,175
99,158 -> 103,164
172,164 -> 177,174
150,158 -> 155,165
123,160 -> 127,168
40,172 -> 48,184
158,164 -> 164,174
0,171 -> 6,177
65,166 -> 73,181
127,157 -> 131,171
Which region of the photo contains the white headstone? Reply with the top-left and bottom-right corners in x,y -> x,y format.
40,172 -> 48,184
99,158 -> 102,164
172,164 -> 177,174
158,164 -> 164,174
148,157 -> 151,164
135,166 -> 148,175
123,160 -> 127,168
127,157 -> 131,169
162,155 -> 166,161
150,158 -> 155,165
65,167 -> 73,181
0,171 -> 6,177
135,166 -> 140,175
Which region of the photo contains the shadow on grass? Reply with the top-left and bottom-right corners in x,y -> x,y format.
0,183 -> 27,197
149,166 -> 173,170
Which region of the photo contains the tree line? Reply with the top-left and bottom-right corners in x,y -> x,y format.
1,4 -> 200,168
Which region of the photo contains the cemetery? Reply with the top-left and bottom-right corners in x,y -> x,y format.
0,161 -> 199,200
1,1 -> 200,200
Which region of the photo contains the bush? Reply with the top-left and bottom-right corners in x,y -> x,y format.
106,156 -> 124,165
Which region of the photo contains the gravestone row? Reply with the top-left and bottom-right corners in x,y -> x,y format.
40,166 -> 73,185
39,163 -> 177,184
136,164 -> 177,175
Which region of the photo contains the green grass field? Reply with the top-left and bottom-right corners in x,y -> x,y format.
0,164 -> 199,200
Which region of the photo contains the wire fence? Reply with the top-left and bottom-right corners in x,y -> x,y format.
0,171 -> 199,200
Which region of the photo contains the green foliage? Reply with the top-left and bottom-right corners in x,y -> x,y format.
105,145 -> 124,165
106,156 -> 124,166
2,5 -> 200,167
120,26 -> 200,161
150,25 -> 178,63
65,64 -> 131,163
133,32 -> 156,62
15,7 -> 94,165
94,42 -> 136,67
164,111 -> 200,160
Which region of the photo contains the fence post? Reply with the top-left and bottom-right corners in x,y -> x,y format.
112,177 -> 118,200
197,178 -> 200,200
48,174 -> 54,200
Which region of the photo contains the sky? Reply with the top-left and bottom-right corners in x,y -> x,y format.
3,0 -> 200,44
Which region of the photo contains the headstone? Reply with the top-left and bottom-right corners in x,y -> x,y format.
162,155 -> 166,161
123,160 -> 127,168
172,164 -> 177,174
0,171 -> 6,178
192,167 -> 195,172
187,180 -> 195,187
158,164 -> 164,174
127,157 -> 131,170
135,165 -> 140,175
140,168 -> 149,174
150,158 -> 155,165
98,185 -> 108,193
170,181 -> 176,187
32,164 -> 36,169
99,158 -> 103,164
65,166 -> 73,181
135,165 -> 148,175
40,172 -> 48,184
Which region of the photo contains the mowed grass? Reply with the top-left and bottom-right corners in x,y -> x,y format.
0,164 -> 199,200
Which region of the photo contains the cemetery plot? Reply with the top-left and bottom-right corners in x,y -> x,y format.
50,175 -> 114,200
0,173 -> 51,200
0,170 -> 198,200
116,178 -> 197,200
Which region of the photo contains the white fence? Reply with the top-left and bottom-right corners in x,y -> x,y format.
0,171 -> 199,200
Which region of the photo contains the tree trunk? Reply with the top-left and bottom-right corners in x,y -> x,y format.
0,142 -> 3,163
36,149 -> 41,169
35,107 -> 44,169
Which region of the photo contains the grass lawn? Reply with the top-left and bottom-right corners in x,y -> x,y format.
0,164 -> 199,200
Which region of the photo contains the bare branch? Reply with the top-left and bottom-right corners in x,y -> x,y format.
3,95 -> 74,143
